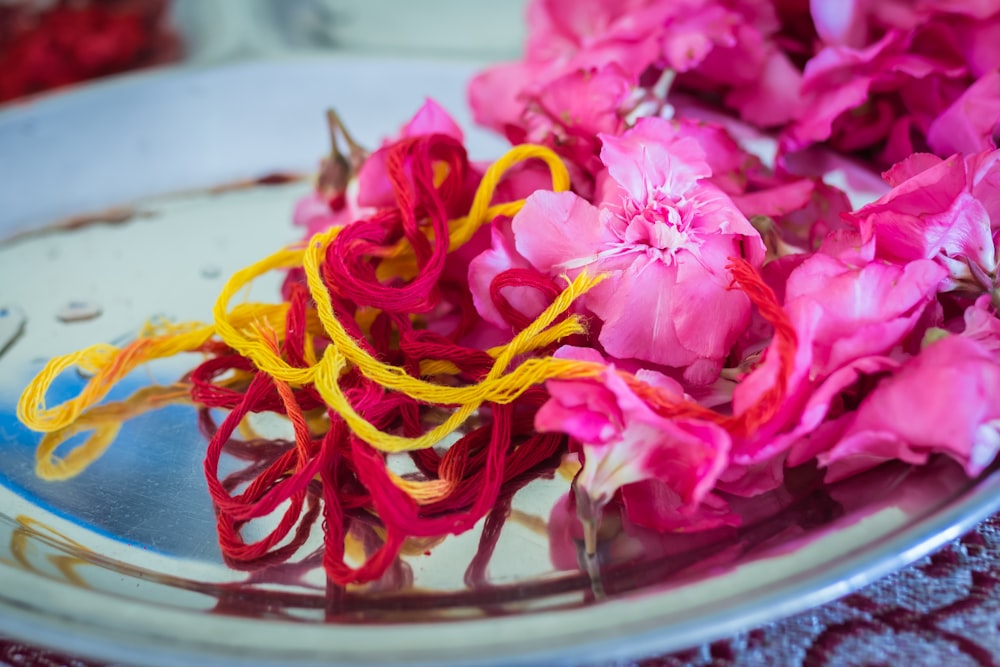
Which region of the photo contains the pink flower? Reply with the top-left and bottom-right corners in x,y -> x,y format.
819,334 -> 1000,481
468,0 -> 761,151
677,2 -> 802,127
357,98 -> 468,210
504,117 -> 765,381
293,98 -> 466,237
519,0 -> 741,81
514,64 -> 635,180
467,217 -> 553,331
466,60 -> 547,142
733,228 -> 946,460
524,0 -> 677,73
781,2 -> 1000,163
656,1 -> 740,72
292,190 -> 369,239
469,63 -> 637,186
467,0 -> 673,141
783,29 -> 965,157
846,149 -> 1000,294
783,242 -> 946,376
926,70 -> 1000,156
536,346 -> 732,523
811,0 -> 1000,49
643,114 -> 854,256
961,295 -> 1000,353
810,0 -> 868,48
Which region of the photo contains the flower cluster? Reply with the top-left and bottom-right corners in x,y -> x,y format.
470,0 -> 1000,174
297,79 -> 1000,537
462,1 -> 1000,533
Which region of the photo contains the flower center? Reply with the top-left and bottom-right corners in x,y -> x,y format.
553,193 -> 705,273
621,195 -> 700,260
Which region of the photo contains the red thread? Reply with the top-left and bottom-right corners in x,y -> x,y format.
191,132 -> 571,586
725,257 -> 798,437
490,268 -> 564,331
617,258 -> 798,440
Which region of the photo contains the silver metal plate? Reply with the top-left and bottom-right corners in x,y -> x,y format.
1,57 -> 999,667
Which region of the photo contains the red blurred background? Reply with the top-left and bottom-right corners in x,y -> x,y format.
0,0 -> 179,103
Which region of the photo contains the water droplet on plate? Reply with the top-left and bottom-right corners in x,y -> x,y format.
200,264 -> 221,279
57,301 -> 102,323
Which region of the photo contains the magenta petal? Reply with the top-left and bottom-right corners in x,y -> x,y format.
356,147 -> 395,209
927,70 -> 1000,156
536,396 -> 619,445
963,295 -> 1000,355
822,335 -> 1000,479
401,98 -> 464,142
725,49 -> 803,127
621,482 -> 739,532
731,180 -> 816,219
536,63 -> 632,137
467,60 -> 544,136
641,419 -> 731,504
797,355 -> 899,435
881,152 -> 944,187
552,344 -> 609,365
795,258 -> 946,373
784,31 -> 903,150
577,413 -> 731,509
810,0 -> 867,47
537,346 -> 733,518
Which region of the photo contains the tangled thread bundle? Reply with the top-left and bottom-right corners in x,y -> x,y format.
17,135 -> 795,584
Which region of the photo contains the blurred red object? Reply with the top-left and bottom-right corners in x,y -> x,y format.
0,0 -> 180,103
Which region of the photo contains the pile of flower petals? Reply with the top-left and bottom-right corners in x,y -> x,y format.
287,84 -> 1000,542
453,0 -> 1000,534
470,0 -> 1000,173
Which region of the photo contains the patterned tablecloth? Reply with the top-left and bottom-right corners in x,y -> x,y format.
4,514 -> 1000,666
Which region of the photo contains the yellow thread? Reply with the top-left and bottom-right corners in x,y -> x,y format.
35,384 -> 189,480
387,472 -> 454,504
18,330 -> 212,432
18,143 -> 605,472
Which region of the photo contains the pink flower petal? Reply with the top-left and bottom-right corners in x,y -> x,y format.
600,117 -> 711,201
512,190 -> 609,273
821,335 -> 1000,479
595,258 -> 694,367
881,152 -> 944,186
927,70 -> 1000,156
468,218 -> 550,330
401,98 -> 465,142
670,252 -> 753,360
811,0 -> 868,47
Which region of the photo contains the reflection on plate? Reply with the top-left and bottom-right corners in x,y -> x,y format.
2,58 -> 1000,667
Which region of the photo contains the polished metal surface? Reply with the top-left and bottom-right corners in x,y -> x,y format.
1,58 -> 999,667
